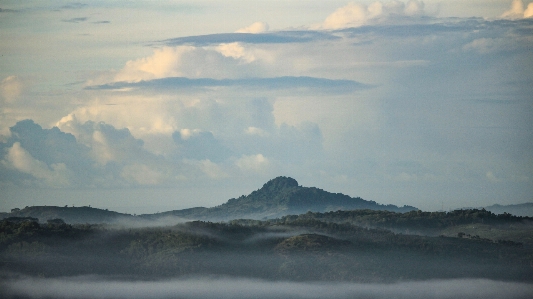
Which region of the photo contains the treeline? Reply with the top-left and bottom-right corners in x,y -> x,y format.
274,208 -> 531,231
1,215 -> 532,282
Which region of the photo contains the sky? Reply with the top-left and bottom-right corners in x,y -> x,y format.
0,0 -> 532,214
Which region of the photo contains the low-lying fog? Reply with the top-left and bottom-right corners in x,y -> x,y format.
2,276 -> 532,299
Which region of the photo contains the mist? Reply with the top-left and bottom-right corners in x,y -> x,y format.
2,276 -> 532,299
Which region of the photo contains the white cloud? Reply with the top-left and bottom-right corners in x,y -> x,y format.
215,43 -> 258,63
462,37 -> 517,54
235,154 -> 270,173
245,126 -> 269,137
320,1 -> 425,29
2,142 -> 70,187
526,3 -> 533,17
55,116 -> 150,167
404,0 -> 424,16
0,76 -> 22,103
92,44 -> 266,85
56,95 -> 180,142
322,2 -> 369,29
501,0 -> 533,19
235,21 -> 269,33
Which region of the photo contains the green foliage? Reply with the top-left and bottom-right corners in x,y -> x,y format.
0,212 -> 531,282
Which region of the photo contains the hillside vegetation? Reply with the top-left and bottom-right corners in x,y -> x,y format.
144,176 -> 416,221
1,177 -> 417,223
1,211 -> 531,282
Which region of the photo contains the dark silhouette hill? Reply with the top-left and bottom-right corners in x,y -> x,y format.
144,176 -> 417,221
1,177 -> 416,223
1,205 -> 134,224
483,203 -> 533,217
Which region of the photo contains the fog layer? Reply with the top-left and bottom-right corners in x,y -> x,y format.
2,277 -> 532,299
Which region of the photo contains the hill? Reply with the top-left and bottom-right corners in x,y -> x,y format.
483,203 -> 533,217
1,206 -> 134,224
1,215 -> 531,282
143,176 -> 417,221
0,177 -> 415,224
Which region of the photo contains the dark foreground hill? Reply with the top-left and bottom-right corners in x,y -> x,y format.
0,215 -> 531,284
143,176 -> 417,221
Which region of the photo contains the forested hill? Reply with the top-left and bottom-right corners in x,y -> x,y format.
144,176 -> 417,221
483,203 -> 533,217
1,177 -> 416,223
0,206 -> 134,224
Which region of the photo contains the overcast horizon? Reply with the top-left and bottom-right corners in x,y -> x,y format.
1,1 -> 532,214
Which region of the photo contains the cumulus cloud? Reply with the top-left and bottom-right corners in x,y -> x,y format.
216,42 -> 259,63
0,119 -> 191,188
235,154 -> 270,173
462,37 -> 517,54
5,120 -> 90,169
56,116 -> 145,166
56,97 -> 181,141
321,1 -> 425,29
172,129 -> 233,162
196,159 -> 228,179
501,0 -> 533,19
236,21 -> 269,33
1,142 -> 71,187
95,45 -> 263,84
0,76 -> 22,103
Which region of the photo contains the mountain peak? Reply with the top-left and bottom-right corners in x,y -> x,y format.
261,176 -> 299,191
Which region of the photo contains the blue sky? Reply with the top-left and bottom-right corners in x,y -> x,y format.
1,1 -> 532,213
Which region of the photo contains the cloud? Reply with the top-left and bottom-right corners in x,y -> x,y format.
172,129 -> 233,163
404,0 -> 425,16
62,17 -> 88,23
55,116 -> 152,166
235,154 -> 270,173
196,159 -> 228,179
0,76 -> 22,103
0,119 -> 93,187
60,3 -> 88,10
0,119 -> 190,188
1,142 -> 71,187
462,37 -> 519,54
98,45 -> 264,83
216,42 -> 259,63
236,22 -> 269,33
0,8 -> 17,13
321,1 -> 425,29
501,0 -> 533,19
160,31 -> 339,47
87,76 -> 369,94
5,119 -> 90,170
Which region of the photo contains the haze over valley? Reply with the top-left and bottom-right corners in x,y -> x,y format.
1,1 -> 533,298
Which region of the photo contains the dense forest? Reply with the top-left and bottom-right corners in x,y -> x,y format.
1,209 -> 531,284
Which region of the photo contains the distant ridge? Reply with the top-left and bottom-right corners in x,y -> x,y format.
0,177 -> 417,223
144,176 -> 417,221
1,206 -> 134,224
483,203 -> 533,217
